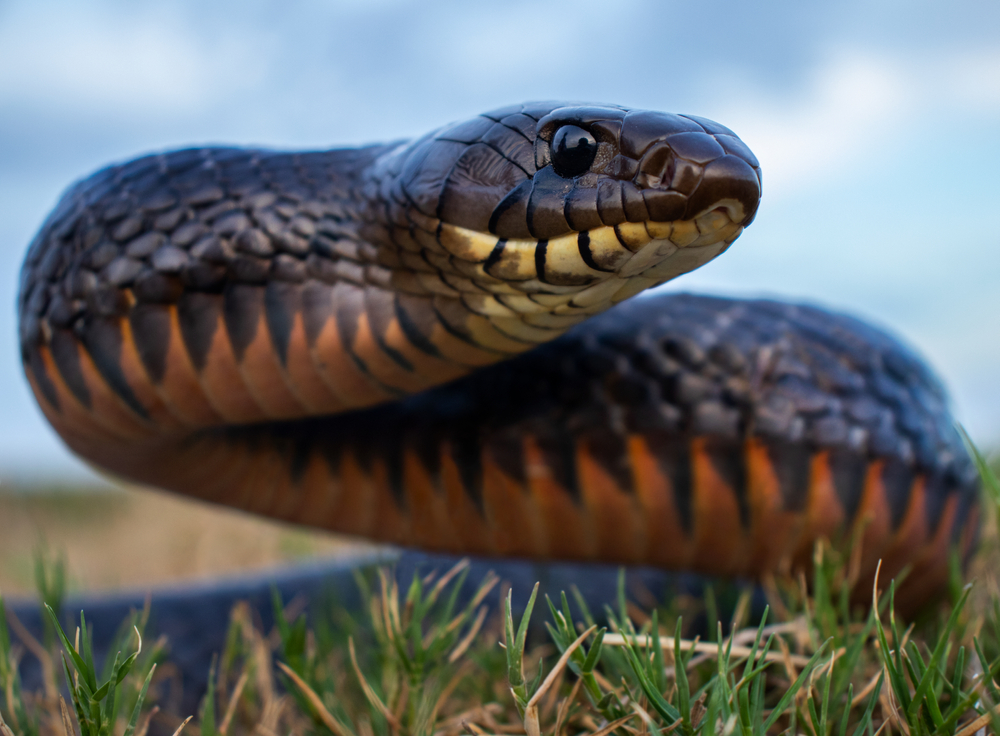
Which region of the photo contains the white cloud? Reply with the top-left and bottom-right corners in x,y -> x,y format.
0,4 -> 267,114
716,46 -> 1000,197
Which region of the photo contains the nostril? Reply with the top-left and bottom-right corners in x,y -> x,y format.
636,142 -> 674,185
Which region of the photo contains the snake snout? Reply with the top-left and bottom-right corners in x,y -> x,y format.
633,132 -> 761,228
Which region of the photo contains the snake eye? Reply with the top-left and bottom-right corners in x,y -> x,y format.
551,125 -> 598,178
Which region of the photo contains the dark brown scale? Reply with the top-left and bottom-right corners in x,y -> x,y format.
228,254 -> 271,284
332,282 -> 365,357
526,167 -> 574,238
882,459 -> 917,529
81,317 -> 148,417
129,304 -> 172,383
449,429 -> 486,513
533,423 -> 582,503
488,179 -> 532,237
25,347 -> 61,410
487,429 -> 528,486
235,228 -> 273,257
49,329 -> 91,407
300,281 -> 335,348
646,432 -> 695,532
223,284 -> 264,361
705,439 -> 751,528
104,257 -> 144,286
766,439 -> 812,512
177,293 -> 221,371
264,281 -> 301,364
181,260 -> 227,291
272,254 -> 308,282
828,448 -> 868,521
134,270 -> 183,303
153,208 -> 187,232
394,293 -> 445,358
362,286 -> 415,372
597,179 -> 627,225
171,221 -> 207,247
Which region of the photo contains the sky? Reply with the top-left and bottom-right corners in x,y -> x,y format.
0,0 -> 997,483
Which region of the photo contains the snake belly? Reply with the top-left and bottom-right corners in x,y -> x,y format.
16,102 -> 979,608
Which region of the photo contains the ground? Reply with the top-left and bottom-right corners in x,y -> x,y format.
0,480 -> 377,596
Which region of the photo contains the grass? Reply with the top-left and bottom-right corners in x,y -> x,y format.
0,446 -> 999,736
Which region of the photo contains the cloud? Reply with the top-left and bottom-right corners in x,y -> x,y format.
717,46 -> 1000,197
0,4 -> 267,114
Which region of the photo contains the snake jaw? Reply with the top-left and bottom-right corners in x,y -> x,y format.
415,201 -> 741,331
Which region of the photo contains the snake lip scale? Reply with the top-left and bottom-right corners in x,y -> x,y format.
16,101 -> 978,614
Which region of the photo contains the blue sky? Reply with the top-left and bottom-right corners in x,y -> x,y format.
0,0 -> 997,482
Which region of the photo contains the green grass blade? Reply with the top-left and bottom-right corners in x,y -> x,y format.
674,619 -> 692,735
761,639 -> 831,733
121,665 -> 156,736
906,584 -> 972,723
45,604 -> 92,693
848,673 -> 884,736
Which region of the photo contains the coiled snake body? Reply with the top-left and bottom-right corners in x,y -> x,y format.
17,102 -> 980,610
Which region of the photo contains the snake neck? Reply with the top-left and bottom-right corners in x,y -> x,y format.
20,130 -> 750,450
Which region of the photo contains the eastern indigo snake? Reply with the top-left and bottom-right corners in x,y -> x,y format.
16,102 -> 980,617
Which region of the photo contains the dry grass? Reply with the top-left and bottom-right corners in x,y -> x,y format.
0,481 -> 378,596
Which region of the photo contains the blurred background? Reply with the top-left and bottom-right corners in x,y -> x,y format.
0,0 -> 997,591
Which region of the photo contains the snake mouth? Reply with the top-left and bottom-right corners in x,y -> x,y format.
399,206 -> 742,334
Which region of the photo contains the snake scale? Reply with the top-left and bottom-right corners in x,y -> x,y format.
16,102 -> 981,615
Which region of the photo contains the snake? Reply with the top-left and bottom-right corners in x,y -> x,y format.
16,102 -> 981,619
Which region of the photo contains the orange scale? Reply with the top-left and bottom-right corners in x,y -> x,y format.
147,437 -> 231,498
365,455 -> 414,547
232,312 -> 308,419
293,453 -> 342,527
401,449 -> 459,551
851,461 -> 895,579
889,493 -> 961,614
325,450 -> 379,540
265,453 -> 305,521
187,305 -> 271,424
116,317 -> 189,431
350,312 -> 436,394
139,308 -> 226,426
689,437 -> 749,576
576,442 -> 645,564
74,342 -> 160,442
874,476 -> 930,583
627,435 -> 692,570
27,348 -> 127,450
232,447 -> 288,516
791,452 -> 850,570
178,440 -> 255,506
745,439 -> 807,577
310,311 -> 396,409
522,435 -> 595,561
279,311 -> 346,415
379,316 -> 469,386
427,323 -> 506,367
203,445 -> 260,508
438,445 -> 497,555
479,452 -> 547,558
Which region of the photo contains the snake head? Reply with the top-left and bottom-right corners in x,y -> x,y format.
374,102 -> 761,307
